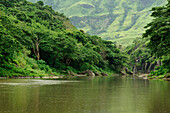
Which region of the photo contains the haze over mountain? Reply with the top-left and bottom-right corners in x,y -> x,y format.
29,0 -> 167,46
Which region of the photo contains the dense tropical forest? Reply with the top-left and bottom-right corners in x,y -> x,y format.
125,0 -> 170,78
0,0 -> 127,77
0,0 -> 169,78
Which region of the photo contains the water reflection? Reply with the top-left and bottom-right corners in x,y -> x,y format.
0,79 -> 80,86
0,76 -> 170,113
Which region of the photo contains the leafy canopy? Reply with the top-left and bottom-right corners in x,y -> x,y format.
143,0 -> 170,57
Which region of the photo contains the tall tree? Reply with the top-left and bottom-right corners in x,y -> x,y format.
143,0 -> 170,57
31,29 -> 49,60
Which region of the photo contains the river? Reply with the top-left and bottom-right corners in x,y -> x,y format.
0,76 -> 170,113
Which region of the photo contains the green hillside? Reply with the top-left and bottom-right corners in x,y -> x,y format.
0,0 -> 128,77
29,0 -> 167,47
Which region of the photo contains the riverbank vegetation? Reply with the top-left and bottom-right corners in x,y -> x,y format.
0,0 -> 169,79
125,0 -> 170,79
0,0 -> 127,77
143,0 -> 170,79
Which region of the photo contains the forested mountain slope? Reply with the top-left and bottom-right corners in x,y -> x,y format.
29,0 -> 167,46
0,0 -> 127,77
125,0 -> 170,78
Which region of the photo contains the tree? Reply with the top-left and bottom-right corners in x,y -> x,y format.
143,0 -> 170,57
0,13 -> 21,62
37,1 -> 44,6
16,12 -> 27,21
31,29 -> 49,60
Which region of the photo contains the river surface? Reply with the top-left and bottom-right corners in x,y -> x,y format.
0,76 -> 170,113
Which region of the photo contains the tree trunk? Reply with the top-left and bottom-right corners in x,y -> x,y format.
133,66 -> 136,76
32,35 -> 42,61
141,63 -> 144,73
145,62 -> 148,73
66,58 -> 72,66
157,60 -> 162,66
33,42 -> 40,60
148,63 -> 152,73
36,43 -> 40,60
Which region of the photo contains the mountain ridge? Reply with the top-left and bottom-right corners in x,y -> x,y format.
29,0 -> 167,46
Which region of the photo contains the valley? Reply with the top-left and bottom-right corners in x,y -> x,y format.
29,0 -> 167,46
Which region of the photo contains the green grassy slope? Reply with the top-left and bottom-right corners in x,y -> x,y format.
29,0 -> 167,47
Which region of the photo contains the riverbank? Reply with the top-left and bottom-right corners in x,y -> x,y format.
0,76 -> 59,79
137,73 -> 170,81
0,72 -> 118,79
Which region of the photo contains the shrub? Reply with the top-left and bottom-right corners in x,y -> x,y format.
0,67 -> 10,77
37,1 -> 44,6
16,12 -> 27,21
149,66 -> 168,77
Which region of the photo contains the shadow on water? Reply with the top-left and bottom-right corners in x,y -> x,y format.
0,75 -> 170,113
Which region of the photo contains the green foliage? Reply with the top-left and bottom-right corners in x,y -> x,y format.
126,36 -> 169,77
0,67 -> 12,77
161,55 -> 170,70
0,0 -> 127,77
125,37 -> 155,74
0,63 -> 28,77
0,15 -> 22,62
143,1 -> 170,57
0,4 -> 7,12
37,60 -> 52,74
16,12 -> 27,21
149,66 -> 169,77
37,1 -> 44,6
139,0 -> 170,78
29,0 -> 167,47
